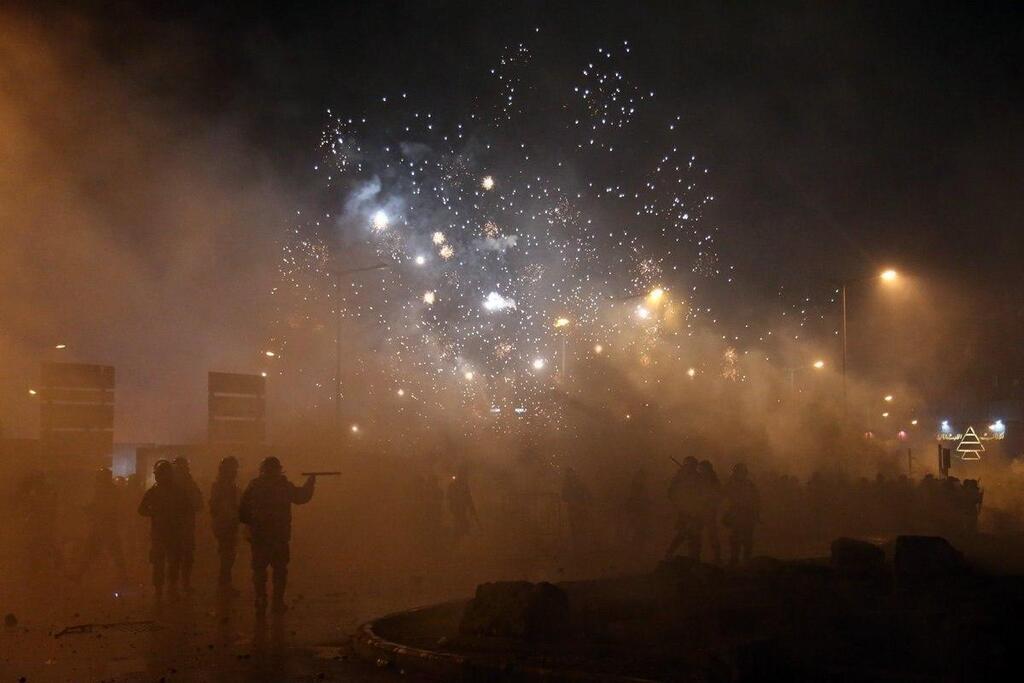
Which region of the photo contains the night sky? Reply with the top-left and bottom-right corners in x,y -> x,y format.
70,0 -> 1021,287
4,1 -> 1023,438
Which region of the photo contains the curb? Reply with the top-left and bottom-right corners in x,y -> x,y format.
352,601 -> 658,682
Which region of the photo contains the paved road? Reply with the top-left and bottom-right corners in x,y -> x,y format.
0,577 -> 439,682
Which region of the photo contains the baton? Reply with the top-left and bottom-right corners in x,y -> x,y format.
301,471 -> 342,476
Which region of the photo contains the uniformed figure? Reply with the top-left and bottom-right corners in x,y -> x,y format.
239,457 -> 315,616
138,460 -> 191,603
209,456 -> 240,595
696,460 -> 722,565
173,457 -> 203,594
722,463 -> 760,566
665,456 -> 702,560
76,467 -> 127,581
19,471 -> 63,578
447,463 -> 479,542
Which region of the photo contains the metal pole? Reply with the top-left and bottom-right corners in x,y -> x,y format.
334,270 -> 342,432
841,282 -> 848,416
561,336 -> 567,381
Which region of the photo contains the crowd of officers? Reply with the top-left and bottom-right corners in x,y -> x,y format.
137,455 -> 316,615
561,458 -> 762,566
18,456 -> 318,617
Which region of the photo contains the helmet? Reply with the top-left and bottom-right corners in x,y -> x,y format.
218,456 -> 239,477
153,459 -> 174,483
260,456 -> 282,475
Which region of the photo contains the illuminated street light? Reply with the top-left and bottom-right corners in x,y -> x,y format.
839,267 -> 906,414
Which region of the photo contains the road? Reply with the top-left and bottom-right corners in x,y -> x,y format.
0,570 -> 452,682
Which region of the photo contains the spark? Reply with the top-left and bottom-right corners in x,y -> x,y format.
423,291 -> 436,305
481,175 -> 495,190
372,210 -> 389,231
432,231 -> 446,245
483,292 -> 516,311
532,358 -> 546,370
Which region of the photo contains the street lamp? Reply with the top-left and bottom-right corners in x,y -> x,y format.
553,317 -> 571,379
786,359 -> 826,392
840,268 -> 900,412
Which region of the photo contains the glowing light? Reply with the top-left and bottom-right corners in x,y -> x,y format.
28,389 -> 37,396
481,175 -> 495,190
264,351 -> 276,358
423,291 -> 436,305
593,344 -> 604,354
647,287 -> 665,303
350,424 -> 360,433
54,343 -> 67,350
911,419 -> 918,426
397,388 -> 405,397
813,360 -> 825,369
439,244 -> 454,260
635,305 -> 651,320
372,210 -> 389,231
686,367 -> 696,378
415,255 -> 426,265
880,269 -> 898,282
260,371 -> 268,378
532,358 -> 546,370
431,231 -> 446,245
990,419 -> 1006,434
941,420 -> 952,433
882,412 -> 889,418
554,317 -> 570,328
483,291 -> 516,312
464,371 -> 475,381
884,394 -> 894,402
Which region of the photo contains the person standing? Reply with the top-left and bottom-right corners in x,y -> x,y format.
696,460 -> 722,565
76,467 -> 128,582
209,456 -> 241,596
447,463 -> 479,543
665,456 -> 702,560
239,457 -> 315,617
722,463 -> 760,566
173,457 -> 203,595
138,460 -> 190,603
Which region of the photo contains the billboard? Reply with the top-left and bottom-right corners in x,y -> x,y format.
208,372 -> 265,444
40,362 -> 115,459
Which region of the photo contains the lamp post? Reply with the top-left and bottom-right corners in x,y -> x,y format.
333,262 -> 391,431
839,269 -> 899,413
786,359 -> 826,393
